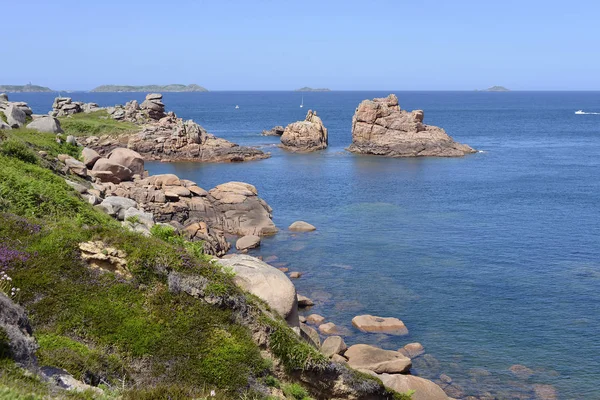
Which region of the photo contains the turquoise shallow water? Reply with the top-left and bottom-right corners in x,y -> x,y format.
14,91 -> 600,399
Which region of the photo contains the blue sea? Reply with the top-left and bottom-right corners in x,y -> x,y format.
12,91 -> 600,399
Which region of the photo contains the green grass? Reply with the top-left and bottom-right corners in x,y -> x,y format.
0,111 -> 7,124
0,127 -> 401,400
59,111 -> 138,137
1,128 -> 79,159
0,139 -> 38,164
282,383 -> 312,400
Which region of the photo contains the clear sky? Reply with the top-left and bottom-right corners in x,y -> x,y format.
3,0 -> 599,90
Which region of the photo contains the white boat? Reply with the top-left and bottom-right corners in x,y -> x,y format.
575,110 -> 585,114
235,105 -> 239,109
300,96 -> 304,108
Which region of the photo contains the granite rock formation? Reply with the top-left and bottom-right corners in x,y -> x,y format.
280,110 -> 328,152
348,94 -> 475,157
51,97 -> 100,117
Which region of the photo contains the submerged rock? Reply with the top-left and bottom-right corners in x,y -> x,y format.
262,125 -> 285,136
348,94 -> 475,157
280,110 -> 328,152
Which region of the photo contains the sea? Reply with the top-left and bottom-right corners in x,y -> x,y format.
11,91 -> 600,399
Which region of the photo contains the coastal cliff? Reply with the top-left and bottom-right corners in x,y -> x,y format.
348,94 -> 476,157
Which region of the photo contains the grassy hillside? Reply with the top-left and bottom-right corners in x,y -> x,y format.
0,124 -> 408,400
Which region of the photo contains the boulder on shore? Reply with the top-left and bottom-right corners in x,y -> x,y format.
345,344 -> 411,374
378,373 -> 449,400
107,148 -> 145,176
218,255 -> 299,328
92,158 -> 134,182
352,314 -> 409,335
235,235 -> 261,250
280,110 -> 328,152
348,94 -> 475,157
321,336 -> 347,358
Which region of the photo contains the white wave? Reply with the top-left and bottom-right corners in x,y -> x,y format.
576,111 -> 600,115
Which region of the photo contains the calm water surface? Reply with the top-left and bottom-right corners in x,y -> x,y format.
14,91 -> 600,399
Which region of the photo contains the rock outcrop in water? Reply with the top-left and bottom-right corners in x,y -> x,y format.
348,94 -> 475,157
61,147 -> 277,256
280,110 -> 328,152
83,93 -> 269,163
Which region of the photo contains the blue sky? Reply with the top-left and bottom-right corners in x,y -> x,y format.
3,0 -> 599,90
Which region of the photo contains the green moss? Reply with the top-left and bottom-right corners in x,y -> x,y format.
59,111 -> 138,137
0,328 -> 11,360
263,317 -> 327,373
36,334 -> 124,386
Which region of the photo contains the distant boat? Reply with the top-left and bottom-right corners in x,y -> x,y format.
575,110 -> 585,115
300,96 -> 304,108
235,105 -> 239,109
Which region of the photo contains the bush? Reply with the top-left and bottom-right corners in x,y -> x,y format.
0,140 -> 37,164
282,383 -> 312,400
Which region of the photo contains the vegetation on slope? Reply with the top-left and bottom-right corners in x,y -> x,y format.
59,111 -> 139,137
0,124 -> 408,400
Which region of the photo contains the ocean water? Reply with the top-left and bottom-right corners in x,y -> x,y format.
12,91 -> 600,399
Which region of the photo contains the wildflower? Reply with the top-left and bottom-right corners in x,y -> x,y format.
210,390 -> 216,397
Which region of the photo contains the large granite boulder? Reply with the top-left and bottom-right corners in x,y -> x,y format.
348,94 -> 475,157
378,374 -> 448,400
107,148 -> 145,175
3,104 -> 26,128
280,110 -> 328,152
26,116 -> 63,133
344,344 -> 411,374
0,293 -> 38,367
218,255 -> 299,327
92,158 -> 134,182
208,182 -> 277,236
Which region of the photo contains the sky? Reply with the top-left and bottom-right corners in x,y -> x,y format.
3,0 -> 600,91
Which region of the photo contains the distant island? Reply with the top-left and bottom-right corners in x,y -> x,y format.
91,84 -> 208,92
0,83 -> 53,92
294,87 -> 331,92
477,86 -> 510,92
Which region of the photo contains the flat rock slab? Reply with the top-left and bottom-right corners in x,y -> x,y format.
345,344 -> 411,374
352,314 -> 408,335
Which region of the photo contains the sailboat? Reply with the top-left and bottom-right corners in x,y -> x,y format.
235,105 -> 239,109
300,96 -> 304,108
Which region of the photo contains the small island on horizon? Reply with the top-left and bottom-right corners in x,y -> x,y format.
294,87 -> 331,92
90,84 -> 208,93
476,85 -> 510,92
0,83 -> 53,93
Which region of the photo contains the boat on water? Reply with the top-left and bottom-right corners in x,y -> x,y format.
575,110 -> 585,114
300,96 -> 304,108
235,105 -> 239,109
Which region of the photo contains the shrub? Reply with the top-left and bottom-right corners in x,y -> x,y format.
282,383 -> 312,400
0,140 -> 37,164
